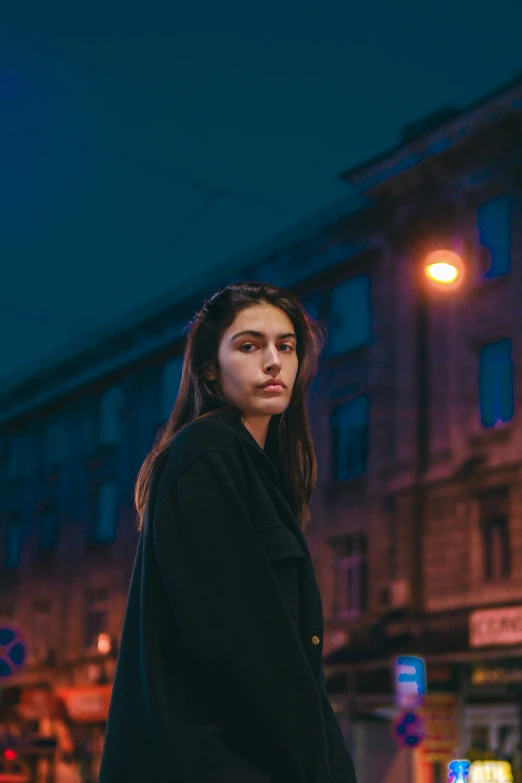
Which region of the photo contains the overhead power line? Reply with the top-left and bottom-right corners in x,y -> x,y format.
105,145 -> 288,215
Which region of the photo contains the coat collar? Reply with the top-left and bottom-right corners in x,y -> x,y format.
203,400 -> 282,480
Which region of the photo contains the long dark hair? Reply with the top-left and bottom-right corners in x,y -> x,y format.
135,280 -> 327,531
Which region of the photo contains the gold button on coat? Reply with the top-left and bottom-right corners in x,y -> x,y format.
311,636 -> 320,645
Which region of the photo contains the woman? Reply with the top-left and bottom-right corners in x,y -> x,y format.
99,280 -> 358,783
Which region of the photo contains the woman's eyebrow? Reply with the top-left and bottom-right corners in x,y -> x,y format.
230,330 -> 297,341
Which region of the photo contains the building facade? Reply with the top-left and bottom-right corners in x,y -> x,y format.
0,74 -> 522,783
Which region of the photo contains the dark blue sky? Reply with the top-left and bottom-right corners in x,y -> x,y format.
2,1 -> 522,386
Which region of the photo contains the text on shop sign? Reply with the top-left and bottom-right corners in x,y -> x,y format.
470,606 -> 522,648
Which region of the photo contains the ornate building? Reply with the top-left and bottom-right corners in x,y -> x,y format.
1,73 -> 522,783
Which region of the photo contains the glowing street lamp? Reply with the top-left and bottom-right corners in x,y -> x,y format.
411,244 -> 466,612
424,249 -> 464,290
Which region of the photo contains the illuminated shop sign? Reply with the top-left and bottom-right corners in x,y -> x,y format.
449,760 -> 513,782
470,606 -> 522,648
468,760 -> 513,782
471,665 -> 522,686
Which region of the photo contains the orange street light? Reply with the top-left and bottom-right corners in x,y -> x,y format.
424,249 -> 464,290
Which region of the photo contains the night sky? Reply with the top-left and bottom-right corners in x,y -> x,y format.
2,1 -> 522,388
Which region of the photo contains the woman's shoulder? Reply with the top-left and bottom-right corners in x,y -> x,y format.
157,414 -> 242,491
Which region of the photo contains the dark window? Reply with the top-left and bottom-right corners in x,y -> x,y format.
483,516 -> 511,581
327,275 -> 372,356
99,387 -> 122,445
470,725 -> 489,752
479,489 -> 510,581
479,339 -> 514,427
37,504 -> 60,553
477,195 -> 512,280
93,481 -> 119,542
161,359 -> 183,422
45,420 -> 66,469
331,534 -> 368,616
7,435 -> 35,479
4,514 -> 24,568
330,396 -> 369,480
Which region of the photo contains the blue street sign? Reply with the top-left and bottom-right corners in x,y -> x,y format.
392,709 -> 425,749
0,624 -> 28,679
394,655 -> 427,708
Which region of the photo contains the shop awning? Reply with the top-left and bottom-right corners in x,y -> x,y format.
55,684 -> 112,723
324,625 -> 522,673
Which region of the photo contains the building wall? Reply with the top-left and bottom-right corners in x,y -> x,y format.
1,98 -> 522,700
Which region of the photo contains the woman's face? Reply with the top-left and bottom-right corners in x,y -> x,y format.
207,303 -> 299,430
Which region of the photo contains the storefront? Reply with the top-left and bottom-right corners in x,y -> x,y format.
55,683 -> 112,782
323,605 -> 522,783
0,680 -> 112,782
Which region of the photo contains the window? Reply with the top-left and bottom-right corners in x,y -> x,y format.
470,726 -> 489,753
330,396 -> 369,480
93,481 -> 119,542
331,534 -> 368,616
32,600 -> 51,661
327,275 -> 371,356
4,514 -> 24,568
479,339 -> 514,427
477,195 -> 512,280
7,437 -> 21,479
464,705 -> 519,763
482,517 -> 510,581
37,504 -> 60,553
99,387 -> 122,445
85,587 -> 109,649
480,489 -> 510,582
7,435 -> 34,479
161,358 -> 183,421
45,420 -> 66,469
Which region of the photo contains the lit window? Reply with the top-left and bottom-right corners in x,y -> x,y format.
99,387 -> 122,445
477,195 -> 512,280
4,514 -> 24,568
479,339 -> 514,427
94,481 -> 119,542
327,275 -> 371,356
331,534 -> 368,616
330,396 -> 369,480
161,358 -> 183,421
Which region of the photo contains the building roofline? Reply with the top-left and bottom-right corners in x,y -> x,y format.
340,71 -> 522,193
0,192 -> 368,423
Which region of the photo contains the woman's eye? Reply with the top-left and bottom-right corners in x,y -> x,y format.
240,343 -> 294,352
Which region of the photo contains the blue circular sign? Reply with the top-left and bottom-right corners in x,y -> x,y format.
392,709 -> 425,749
0,624 -> 27,679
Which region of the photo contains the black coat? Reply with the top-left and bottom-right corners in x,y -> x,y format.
99,403 -> 358,783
